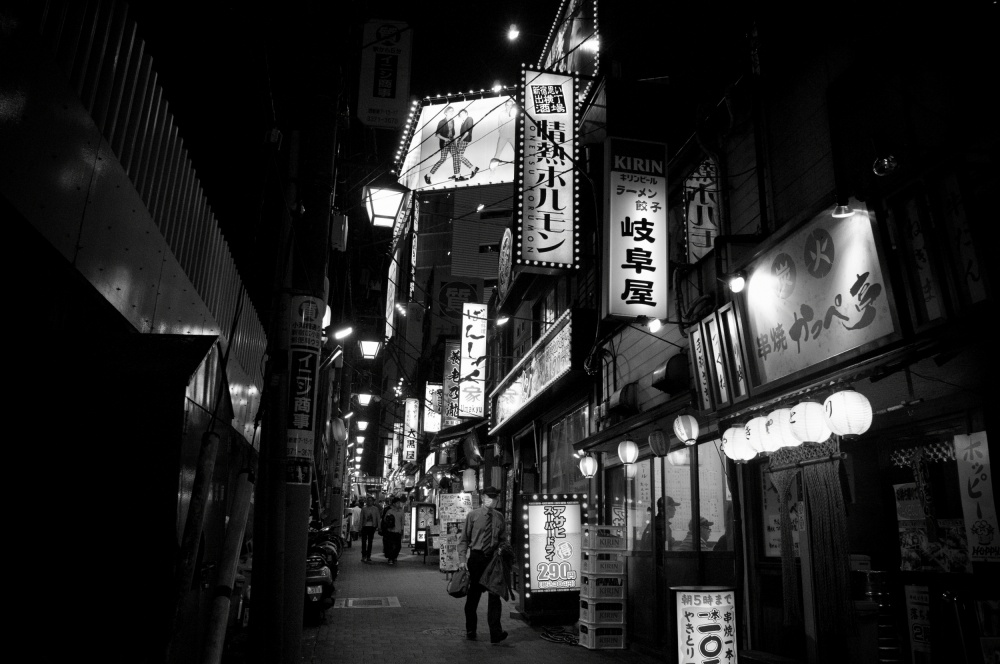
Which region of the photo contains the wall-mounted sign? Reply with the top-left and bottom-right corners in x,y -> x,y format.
674,587 -> 739,664
602,137 -> 668,320
385,246 -> 399,341
424,383 -> 443,433
718,302 -> 749,402
538,0 -> 599,106
689,325 -> 713,412
459,303 -> 488,417
516,69 -> 578,272
743,201 -> 898,387
498,227 -> 513,303
286,295 -> 324,484
702,314 -> 730,409
492,309 -> 575,433
442,339 -> 463,427
357,20 -> 412,130
404,397 -> 420,463
398,96 -> 517,192
954,432 -> 998,563
526,499 -> 582,593
684,159 -> 720,264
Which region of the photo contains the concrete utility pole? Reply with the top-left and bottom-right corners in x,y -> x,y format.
253,3 -> 338,660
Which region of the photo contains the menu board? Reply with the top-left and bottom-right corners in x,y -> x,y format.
438,493 -> 477,572
674,587 -> 739,664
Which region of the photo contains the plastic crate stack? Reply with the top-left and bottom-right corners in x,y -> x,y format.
578,525 -> 627,650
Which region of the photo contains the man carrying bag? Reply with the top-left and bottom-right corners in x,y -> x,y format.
457,486 -> 508,644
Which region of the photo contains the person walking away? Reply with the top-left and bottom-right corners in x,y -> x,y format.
347,500 -> 362,548
458,486 -> 508,644
382,496 -> 405,565
359,497 -> 380,563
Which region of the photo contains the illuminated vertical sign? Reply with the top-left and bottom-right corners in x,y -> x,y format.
459,303 -> 487,417
675,587 -> 739,664
685,159 -> 720,263
517,69 -> 578,272
526,500 -> 582,593
424,383 -> 442,433
404,397 -> 419,463
385,246 -> 399,341
602,137 -> 668,320
286,295 -> 323,485
442,340 -> 462,427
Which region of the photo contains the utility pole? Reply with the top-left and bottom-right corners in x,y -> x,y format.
252,2 -> 338,661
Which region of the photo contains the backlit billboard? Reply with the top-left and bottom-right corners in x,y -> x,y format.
526,500 -> 582,593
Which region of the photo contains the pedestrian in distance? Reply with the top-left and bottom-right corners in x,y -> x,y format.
347,499 -> 362,548
381,495 -> 406,565
458,486 -> 508,644
359,496 -> 380,563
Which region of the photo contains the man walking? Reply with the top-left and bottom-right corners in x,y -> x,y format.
359,496 -> 380,563
458,486 -> 508,644
381,495 -> 406,565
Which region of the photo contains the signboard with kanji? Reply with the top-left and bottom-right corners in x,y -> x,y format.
442,339 -> 462,428
526,499 -> 582,594
674,587 -> 739,664
459,303 -> 487,417
357,20 -> 412,130
424,383 -> 442,433
286,295 -> 323,484
953,432 -> 998,563
516,69 -> 578,273
403,398 -> 419,463
603,137 -> 668,320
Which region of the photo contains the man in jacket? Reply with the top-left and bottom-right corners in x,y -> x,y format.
458,486 -> 508,644
382,495 -> 406,566
359,497 -> 381,563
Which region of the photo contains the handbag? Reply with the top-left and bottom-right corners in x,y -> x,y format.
447,568 -> 470,598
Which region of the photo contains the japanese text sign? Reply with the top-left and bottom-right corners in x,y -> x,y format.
285,295 -> 323,484
954,432 -> 998,562
459,303 -> 488,417
744,203 -> 896,386
685,159 -> 720,263
424,383 -> 442,433
517,69 -> 578,272
675,587 -> 739,664
357,20 -> 412,130
526,500 -> 582,593
404,397 -> 419,463
603,138 -> 668,320
442,339 -> 463,427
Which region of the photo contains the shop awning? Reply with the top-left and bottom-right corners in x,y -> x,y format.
574,393 -> 697,455
428,417 -> 488,448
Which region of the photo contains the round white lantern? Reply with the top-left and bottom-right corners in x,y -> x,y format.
824,390 -> 873,437
745,417 -> 770,454
462,468 -> 477,492
618,438 -> 639,464
579,455 -> 598,478
723,426 -> 755,462
768,408 -> 801,448
673,414 -> 700,446
790,401 -> 832,443
625,463 -> 637,478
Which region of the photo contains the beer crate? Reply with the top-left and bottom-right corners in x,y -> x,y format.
581,549 -> 626,575
579,599 -> 626,624
582,526 -> 626,550
580,572 -> 626,600
577,620 -> 626,650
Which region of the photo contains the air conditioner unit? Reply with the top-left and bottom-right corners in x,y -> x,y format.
607,381 -> 640,415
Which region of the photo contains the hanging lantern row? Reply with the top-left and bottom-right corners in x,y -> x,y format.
723,389 -> 873,463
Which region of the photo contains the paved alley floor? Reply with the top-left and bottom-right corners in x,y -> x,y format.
299,539 -> 666,664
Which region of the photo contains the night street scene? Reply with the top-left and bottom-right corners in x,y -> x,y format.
3,1 -> 998,663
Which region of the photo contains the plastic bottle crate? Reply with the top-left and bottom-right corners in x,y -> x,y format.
579,599 -> 626,624
580,573 -> 626,600
577,620 -> 626,650
581,549 -> 626,575
582,526 -> 626,550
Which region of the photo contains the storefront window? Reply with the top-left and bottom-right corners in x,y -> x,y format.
663,447 -> 694,550
544,403 -> 589,494
695,439 -> 733,552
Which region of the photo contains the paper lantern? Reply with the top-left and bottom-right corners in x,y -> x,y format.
768,408 -> 801,448
618,438 -> 639,464
667,447 -> 691,466
745,417 -> 769,454
579,455 -> 598,478
673,414 -> 700,446
790,401 -> 832,443
723,426 -> 755,462
648,429 -> 669,456
625,463 -> 637,478
462,468 -> 477,492
760,414 -> 783,453
824,390 -> 873,437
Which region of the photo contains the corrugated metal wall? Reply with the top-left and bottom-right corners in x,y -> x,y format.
36,0 -> 266,388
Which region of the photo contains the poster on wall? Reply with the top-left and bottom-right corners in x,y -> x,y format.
743,202 -> 898,387
894,482 -> 971,573
516,69 -> 578,273
398,96 -> 518,191
526,499 -> 582,593
286,295 -> 324,484
439,493 -> 476,572
675,588 -> 739,664
953,432 -> 999,563
602,137 -> 668,320
357,20 -> 412,130
459,302 -> 488,417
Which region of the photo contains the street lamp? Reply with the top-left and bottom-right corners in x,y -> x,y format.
363,184 -> 407,228
356,393 -> 374,406
359,340 -> 381,359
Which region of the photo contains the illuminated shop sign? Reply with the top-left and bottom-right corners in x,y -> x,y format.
526,499 -> 582,593
684,159 -> 720,264
459,303 -> 487,417
743,201 -> 898,386
397,96 -> 517,192
442,339 -> 462,427
286,295 -> 324,485
424,383 -> 442,433
602,137 -> 668,320
516,69 -> 578,272
674,587 -> 739,664
404,397 -> 419,463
